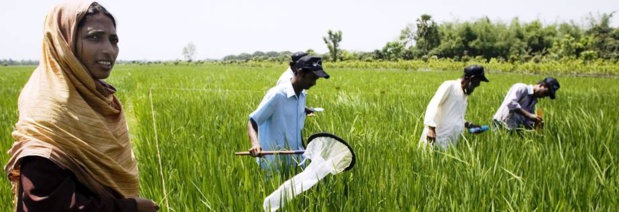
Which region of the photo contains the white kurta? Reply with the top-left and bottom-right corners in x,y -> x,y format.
419,79 -> 468,149
276,68 -> 295,86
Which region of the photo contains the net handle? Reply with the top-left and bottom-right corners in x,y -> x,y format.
234,150 -> 305,156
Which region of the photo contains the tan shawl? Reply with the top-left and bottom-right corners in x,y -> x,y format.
4,0 -> 139,199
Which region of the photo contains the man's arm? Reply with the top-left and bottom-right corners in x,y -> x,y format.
304,107 -> 314,116
464,121 -> 480,129
513,108 -> 542,125
247,118 -> 262,157
427,126 -> 437,143
424,82 -> 451,142
247,90 -> 278,156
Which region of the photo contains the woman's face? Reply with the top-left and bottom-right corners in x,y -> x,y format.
75,13 -> 118,80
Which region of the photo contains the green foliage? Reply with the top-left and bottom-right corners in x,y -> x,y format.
209,13 -> 619,66
381,41 -> 405,61
323,30 -> 343,62
414,14 -> 441,56
580,50 -> 599,61
213,58 -> 619,75
392,13 -> 618,62
585,12 -> 619,59
223,51 -> 291,62
1,64 -> 618,211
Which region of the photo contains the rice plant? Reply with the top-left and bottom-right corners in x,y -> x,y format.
0,64 -> 617,211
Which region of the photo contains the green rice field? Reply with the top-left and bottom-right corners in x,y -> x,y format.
1,64 -> 617,211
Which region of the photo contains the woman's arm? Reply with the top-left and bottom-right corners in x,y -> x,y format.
18,156 -> 137,212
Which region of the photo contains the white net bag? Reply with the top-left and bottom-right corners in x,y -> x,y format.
263,133 -> 356,211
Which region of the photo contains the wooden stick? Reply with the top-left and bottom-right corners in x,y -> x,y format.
235,150 -> 305,156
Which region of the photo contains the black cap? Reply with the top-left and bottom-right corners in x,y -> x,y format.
464,65 -> 489,82
541,77 -> 560,99
295,56 -> 330,79
291,52 -> 308,62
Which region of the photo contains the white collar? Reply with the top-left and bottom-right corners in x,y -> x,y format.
526,85 -> 534,95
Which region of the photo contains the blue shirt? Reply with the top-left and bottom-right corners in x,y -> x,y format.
250,82 -> 306,169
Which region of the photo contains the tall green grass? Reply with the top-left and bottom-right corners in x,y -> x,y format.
0,64 -> 617,211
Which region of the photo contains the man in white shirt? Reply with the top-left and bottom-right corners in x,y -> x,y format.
247,55 -> 330,170
492,77 -> 560,130
419,65 -> 489,150
276,51 -> 307,86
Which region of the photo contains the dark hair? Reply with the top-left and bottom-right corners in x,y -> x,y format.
77,2 -> 116,29
537,80 -> 545,85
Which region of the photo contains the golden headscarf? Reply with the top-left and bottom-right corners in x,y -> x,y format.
4,0 -> 139,199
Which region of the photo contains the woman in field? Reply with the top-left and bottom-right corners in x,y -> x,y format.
4,1 -> 157,211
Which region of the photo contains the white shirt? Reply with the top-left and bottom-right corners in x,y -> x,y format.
492,83 -> 537,130
250,82 -> 306,169
276,67 -> 295,86
419,79 -> 468,149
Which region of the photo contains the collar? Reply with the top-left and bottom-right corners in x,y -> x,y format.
284,81 -> 306,98
526,85 -> 534,95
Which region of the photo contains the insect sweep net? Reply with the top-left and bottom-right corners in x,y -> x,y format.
263,133 -> 356,211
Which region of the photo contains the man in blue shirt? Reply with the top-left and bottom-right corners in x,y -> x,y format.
247,55 -> 330,170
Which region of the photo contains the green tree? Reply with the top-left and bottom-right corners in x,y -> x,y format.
413,14 -> 441,56
306,49 -> 317,56
265,51 -> 279,58
323,30 -> 343,62
432,23 -> 464,59
585,12 -> 619,59
381,41 -> 405,61
548,35 -> 578,59
398,23 -> 416,48
523,20 -> 556,55
506,18 -> 528,61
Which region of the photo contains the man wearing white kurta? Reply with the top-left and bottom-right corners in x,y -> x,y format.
419,65 -> 489,150
276,52 -> 307,86
248,55 -> 330,170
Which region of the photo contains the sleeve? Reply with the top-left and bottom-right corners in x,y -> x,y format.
249,89 -> 279,125
18,156 -> 137,212
506,85 -> 527,111
423,81 -> 451,127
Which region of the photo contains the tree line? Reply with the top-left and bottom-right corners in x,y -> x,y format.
1,59 -> 38,66
222,12 -> 618,63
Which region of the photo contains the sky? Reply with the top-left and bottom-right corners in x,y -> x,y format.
1,0 -> 618,61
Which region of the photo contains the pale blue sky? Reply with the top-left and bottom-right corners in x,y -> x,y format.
1,0 -> 617,61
